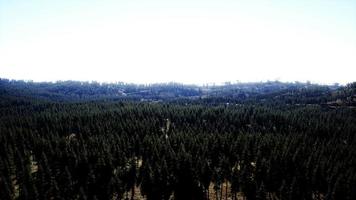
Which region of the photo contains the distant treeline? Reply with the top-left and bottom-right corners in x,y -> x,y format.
2,78 -> 355,104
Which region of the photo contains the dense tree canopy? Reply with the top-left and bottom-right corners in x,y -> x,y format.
0,79 -> 355,199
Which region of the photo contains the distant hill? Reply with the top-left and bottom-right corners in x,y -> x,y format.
1,78 -> 355,106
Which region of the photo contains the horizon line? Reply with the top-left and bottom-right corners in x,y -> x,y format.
1,77 -> 350,87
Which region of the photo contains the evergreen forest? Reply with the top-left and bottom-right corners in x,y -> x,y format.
1,79 -> 356,200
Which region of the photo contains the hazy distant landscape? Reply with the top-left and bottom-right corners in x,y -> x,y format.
1,0 -> 356,199
1,79 -> 355,199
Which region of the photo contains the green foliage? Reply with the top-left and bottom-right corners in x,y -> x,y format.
0,79 -> 355,199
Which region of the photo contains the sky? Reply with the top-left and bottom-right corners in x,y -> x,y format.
1,0 -> 356,85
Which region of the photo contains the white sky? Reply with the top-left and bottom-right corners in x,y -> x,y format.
1,0 -> 356,84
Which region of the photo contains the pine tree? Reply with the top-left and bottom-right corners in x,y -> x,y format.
256,182 -> 267,200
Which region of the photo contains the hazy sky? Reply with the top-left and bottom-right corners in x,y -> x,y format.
1,0 -> 355,84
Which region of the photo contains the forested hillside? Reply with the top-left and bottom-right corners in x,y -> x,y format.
2,79 -> 353,103
0,79 -> 355,200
